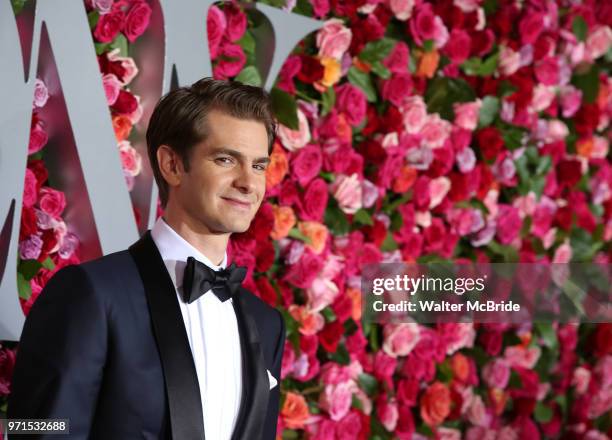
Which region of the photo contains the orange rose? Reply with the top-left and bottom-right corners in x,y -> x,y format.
266,141 -> 289,189
346,287 -> 362,321
336,113 -> 352,144
450,353 -> 470,383
288,304 -> 324,336
488,388 -> 508,416
271,205 -> 296,240
576,137 -> 594,158
297,221 -> 328,254
318,57 -> 341,89
112,114 -> 133,141
392,165 -> 417,193
281,392 -> 310,429
416,49 -> 439,78
420,381 -> 451,426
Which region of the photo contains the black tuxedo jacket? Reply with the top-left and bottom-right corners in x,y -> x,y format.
8,232 -> 286,439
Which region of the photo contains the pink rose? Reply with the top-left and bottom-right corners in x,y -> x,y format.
438,323 -> 475,355
586,26 -> 612,61
382,323 -> 421,357
284,249 -> 324,289
278,109 -> 311,152
381,74 -> 413,107
456,147 -> 476,173
401,96 -> 428,134
559,85 -> 583,118
123,1 -> 152,43
330,173 -> 362,214
504,345 -> 541,369
383,42 -> 409,74
553,240 -> 572,263
335,83 -> 366,126
22,169 -> 38,208
291,144 -> 322,187
29,123 -> 48,155
207,5 -> 227,59
482,359 -> 510,389
213,42 -> 246,79
388,0 -> 414,21
572,366 -> 591,395
377,395 -> 399,431
107,49 -> 139,85
119,141 -> 142,176
32,78 -> 49,108
19,234 -> 43,260
39,187 -> 66,218
495,204 -> 522,245
93,9 -> 125,43
535,56 -> 559,86
310,0 -> 330,18
428,176 -> 450,209
102,73 -> 122,105
91,0 -> 113,15
319,381 -> 355,421
224,4 -> 247,42
531,84 -> 555,112
443,29 -> 471,64
498,46 -> 521,76
420,114 -> 451,149
454,101 -> 481,131
409,3 -> 448,48
316,19 -> 352,60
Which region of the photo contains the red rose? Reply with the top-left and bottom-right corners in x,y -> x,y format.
331,292 -> 352,323
443,29 -> 471,64
112,90 -> 138,115
277,55 -> 301,95
255,277 -> 278,307
470,29 -> 494,56
381,73 -> 413,107
396,379 -> 419,407
278,178 -> 300,208
224,4 -> 247,42
93,9 -> 125,43
318,320 -> 343,352
213,43 -> 246,79
478,327 -> 503,356
20,207 -> 38,241
574,103 -> 601,136
291,145 -> 322,188
39,229 -> 58,262
28,124 -> 48,155
395,404 -> 415,438
297,178 -> 328,222
475,127 -> 504,161
412,175 -> 431,209
123,1 -> 152,43
296,55 -> 324,85
39,187 -> 66,218
98,53 -> 127,79
0,346 -> 16,397
254,240 -> 275,272
28,160 -> 48,190
594,323 -> 612,356
519,12 -> 545,45
335,83 -> 367,126
246,202 -> 274,242
557,159 -> 582,188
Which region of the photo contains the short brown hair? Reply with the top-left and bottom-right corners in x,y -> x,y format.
146,77 -> 277,207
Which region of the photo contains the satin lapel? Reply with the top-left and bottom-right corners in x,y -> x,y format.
128,232 -> 205,440
231,287 -> 270,440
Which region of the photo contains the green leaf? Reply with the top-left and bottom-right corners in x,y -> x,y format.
359,38 -> 395,63
235,65 -> 262,86
572,16 -> 588,42
237,31 -> 256,55
95,42 -> 111,56
460,51 -> 499,76
380,231 -> 398,251
425,77 -> 476,120
110,34 -> 128,57
329,343 -> 350,364
353,208 -> 373,226
282,430 -> 299,440
479,96 -> 500,128
270,88 -> 299,129
370,61 -> 391,79
357,373 -> 379,396
41,257 -> 55,270
321,86 -> 336,116
487,240 -> 519,262
321,307 -> 336,322
17,272 -> 32,300
287,227 -> 312,244
348,67 -> 377,102
18,259 -> 43,280
87,10 -> 100,29
324,198 -> 350,235
422,39 -> 435,52
534,402 -> 553,423
501,125 -> 527,150
572,64 -> 600,103
535,323 -> 558,349
11,0 -> 28,14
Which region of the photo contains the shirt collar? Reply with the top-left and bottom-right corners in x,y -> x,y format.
151,217 -> 228,273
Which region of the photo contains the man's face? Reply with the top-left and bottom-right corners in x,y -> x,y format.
171,109 -> 270,234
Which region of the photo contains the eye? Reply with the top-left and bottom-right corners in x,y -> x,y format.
215,156 -> 234,165
254,164 -> 268,171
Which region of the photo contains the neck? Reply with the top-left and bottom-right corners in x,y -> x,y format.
161,211 -> 229,267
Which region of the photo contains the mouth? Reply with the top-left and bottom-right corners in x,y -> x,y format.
221,197 -> 252,210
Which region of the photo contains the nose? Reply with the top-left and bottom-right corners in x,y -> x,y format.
232,163 -> 257,194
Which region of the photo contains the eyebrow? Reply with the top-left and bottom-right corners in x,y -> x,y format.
210,147 -> 271,165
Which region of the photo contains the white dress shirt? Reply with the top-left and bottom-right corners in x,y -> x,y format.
151,217 -> 242,440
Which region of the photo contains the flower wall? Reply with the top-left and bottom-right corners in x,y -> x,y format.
2,0 -> 612,438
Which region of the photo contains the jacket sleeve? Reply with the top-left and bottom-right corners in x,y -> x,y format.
261,308 -> 286,440
7,264 -> 108,439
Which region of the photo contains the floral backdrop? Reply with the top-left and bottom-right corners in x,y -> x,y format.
1,0 -> 612,438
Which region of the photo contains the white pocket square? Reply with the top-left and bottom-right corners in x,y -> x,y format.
267,369 -> 278,390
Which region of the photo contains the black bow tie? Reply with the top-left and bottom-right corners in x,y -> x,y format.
182,256 -> 247,304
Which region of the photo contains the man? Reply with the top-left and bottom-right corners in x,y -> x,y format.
8,78 -> 286,440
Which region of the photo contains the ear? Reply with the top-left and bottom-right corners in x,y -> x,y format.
157,145 -> 184,188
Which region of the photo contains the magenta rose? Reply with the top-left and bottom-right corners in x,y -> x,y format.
482,359 -> 510,389
310,0 -> 330,18
123,1 -> 152,43
519,12 -> 544,45
335,83 -> 366,126
112,90 -> 138,115
39,187 -> 66,218
93,9 -> 125,43
381,73 -> 413,107
207,5 -> 227,59
224,4 -> 247,42
495,204 -> 522,245
297,178 -> 329,222
28,123 -> 48,155
535,56 -> 559,86
443,28 -> 471,64
22,169 -> 38,208
213,43 -> 246,79
283,249 -> 324,289
291,144 -> 323,187
383,42 -> 409,74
